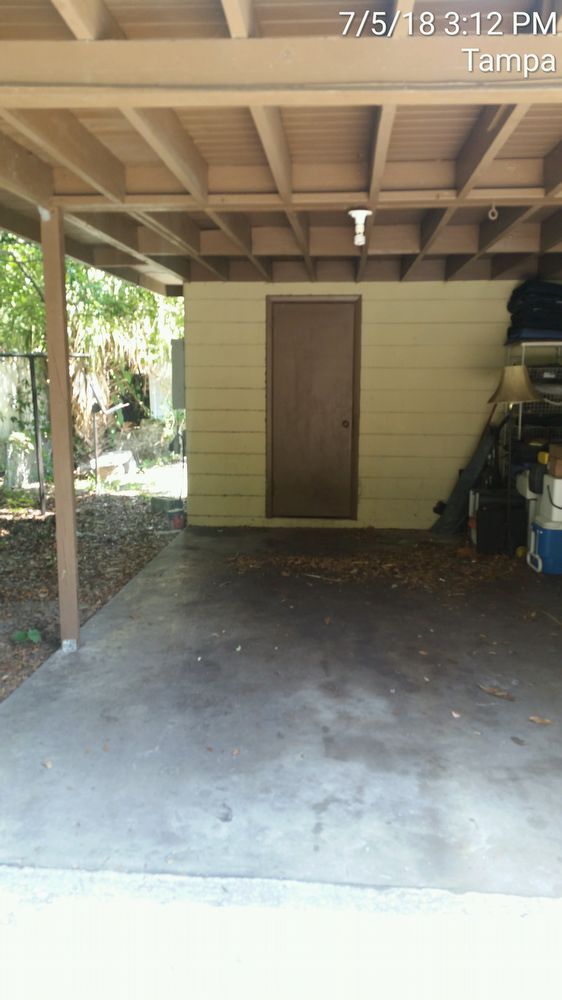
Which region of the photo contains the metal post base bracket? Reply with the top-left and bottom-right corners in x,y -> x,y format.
61,639 -> 78,654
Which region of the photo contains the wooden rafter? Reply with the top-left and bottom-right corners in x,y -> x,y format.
403,104 -> 528,279
220,0 -> 256,37
50,0 -> 124,39
45,0 -> 263,278
0,131 -> 53,208
1,109 -> 126,203
357,105 -> 396,281
446,207 -> 537,280
219,1 -> 311,276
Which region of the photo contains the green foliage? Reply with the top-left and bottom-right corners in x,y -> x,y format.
0,231 -> 183,372
10,627 -> 42,645
0,232 -> 184,438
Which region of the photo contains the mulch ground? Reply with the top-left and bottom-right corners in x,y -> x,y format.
0,488 -> 173,703
230,542 -> 519,593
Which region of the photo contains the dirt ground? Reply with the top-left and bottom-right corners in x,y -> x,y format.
0,487 -> 174,702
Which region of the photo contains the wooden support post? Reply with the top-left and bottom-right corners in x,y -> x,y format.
40,207 -> 80,651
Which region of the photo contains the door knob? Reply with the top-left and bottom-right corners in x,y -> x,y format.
342,419 -> 350,428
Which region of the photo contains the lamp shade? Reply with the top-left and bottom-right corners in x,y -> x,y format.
488,365 -> 543,404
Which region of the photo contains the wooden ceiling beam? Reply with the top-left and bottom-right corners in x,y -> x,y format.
1,38 -> 562,108
404,104 -> 528,279
456,105 -> 528,198
0,132 -> 53,208
220,0 -> 256,37
47,0 -> 241,279
544,139 -> 562,196
49,0 -> 124,39
1,109 -> 126,203
219,5 -> 311,276
541,208 -> 562,251
122,108 -> 208,202
491,253 -> 536,279
0,203 -> 94,266
539,252 -> 562,278
446,206 -> 536,279
358,105 -> 397,281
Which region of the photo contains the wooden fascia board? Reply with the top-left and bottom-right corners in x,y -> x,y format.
1,38 -> 562,108
1,109 -> 126,202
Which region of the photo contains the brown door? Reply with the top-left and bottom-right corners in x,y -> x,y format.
267,297 -> 360,518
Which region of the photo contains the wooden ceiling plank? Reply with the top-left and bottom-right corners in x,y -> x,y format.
49,0 -> 125,40
0,132 -> 53,208
1,109 -> 126,203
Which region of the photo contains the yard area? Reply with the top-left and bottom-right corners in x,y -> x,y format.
0,484 -> 176,701
1,526 -> 561,897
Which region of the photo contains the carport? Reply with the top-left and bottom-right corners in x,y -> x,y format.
1,3 -> 562,644
2,1 -> 562,901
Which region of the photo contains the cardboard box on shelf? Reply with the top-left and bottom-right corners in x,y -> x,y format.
548,444 -> 562,478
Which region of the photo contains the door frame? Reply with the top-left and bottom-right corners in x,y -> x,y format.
266,295 -> 362,519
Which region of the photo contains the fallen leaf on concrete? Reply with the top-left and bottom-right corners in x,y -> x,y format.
529,715 -> 553,725
541,610 -> 562,627
42,759 -> 53,769
477,684 -> 515,701
324,617 -> 332,625
103,741 -> 110,752
232,748 -> 240,756
451,711 -> 461,719
418,650 -> 428,656
511,736 -> 526,746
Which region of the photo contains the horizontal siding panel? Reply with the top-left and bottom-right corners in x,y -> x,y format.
188,410 -> 265,432
357,499 -> 434,527
359,412 -> 487,436
188,454 -> 265,476
360,434 -> 477,458
361,300 -> 509,324
188,432 -> 264,454
186,367 -> 264,389
361,323 -> 505,347
188,496 -> 265,517
188,389 -> 264,410
189,475 -> 264,496
360,389 -> 492,413
360,369 -> 497,391
361,344 -> 504,369
187,281 -> 515,303
187,344 -> 265,367
359,477 -> 453,501
359,456 -> 466,478
188,322 -> 265,345
187,300 -> 265,323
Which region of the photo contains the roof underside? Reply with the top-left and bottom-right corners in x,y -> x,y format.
1,1 -> 562,293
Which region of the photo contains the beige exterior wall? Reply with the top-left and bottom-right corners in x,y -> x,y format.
184,281 -> 514,529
